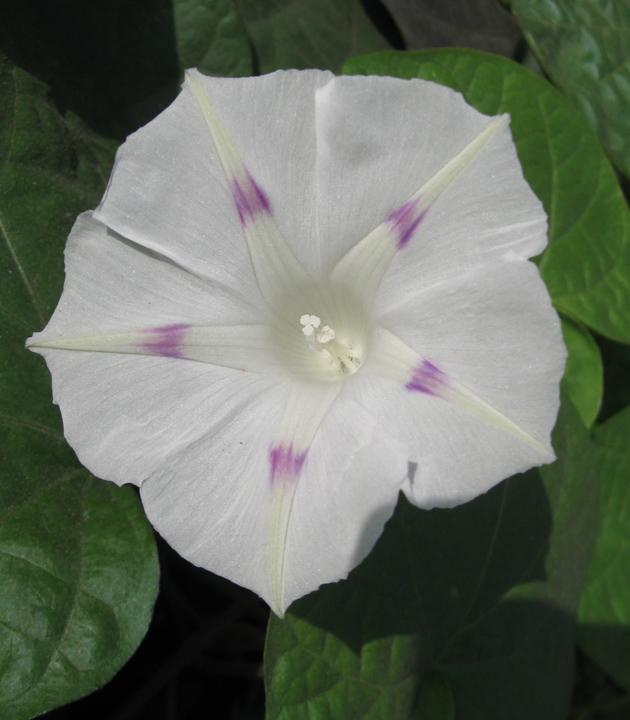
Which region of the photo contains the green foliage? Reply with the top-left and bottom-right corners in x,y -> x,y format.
344,49 -> 630,344
265,395 -> 598,720
174,0 -> 254,77
0,467 -> 158,720
597,336 -> 630,422
510,0 -> 630,179
561,317 -> 602,428
578,406 -> 630,691
414,671 -> 455,720
0,53 -> 159,718
233,0 -> 391,74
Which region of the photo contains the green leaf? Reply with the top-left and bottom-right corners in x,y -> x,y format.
233,0 -> 391,74
578,405 -> 630,691
597,336 -> 630,422
265,393 -> 598,720
0,464 -> 158,719
561,316 -> 602,428
510,0 -> 630,179
0,53 -> 158,718
343,49 -> 630,344
174,0 -> 253,77
414,671 -> 455,720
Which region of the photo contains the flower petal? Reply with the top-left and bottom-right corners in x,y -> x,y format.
313,75 -> 543,274
140,379 -> 407,616
28,323 -> 283,373
32,348 -> 284,488
332,114 -> 507,303
137,379 -> 285,612
94,69 -> 333,304
185,70 -> 314,307
266,383 -> 341,612
182,69 -> 333,278
374,120 -> 547,315
370,327 -> 553,455
280,393 -> 408,610
30,212 -> 263,341
26,213 -> 288,483
93,82 -> 257,296
357,257 -> 565,508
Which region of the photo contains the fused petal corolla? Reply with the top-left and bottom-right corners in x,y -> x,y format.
27,69 -> 565,616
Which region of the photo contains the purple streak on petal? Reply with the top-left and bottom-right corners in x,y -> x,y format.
269,443 -> 308,488
232,171 -> 271,226
405,360 -> 449,396
139,324 -> 191,358
387,198 -> 430,249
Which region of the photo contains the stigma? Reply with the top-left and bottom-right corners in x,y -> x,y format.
299,314 -> 362,376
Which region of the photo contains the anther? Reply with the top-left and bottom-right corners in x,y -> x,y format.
300,314 -> 320,328
316,326 -> 334,344
298,313 -> 363,378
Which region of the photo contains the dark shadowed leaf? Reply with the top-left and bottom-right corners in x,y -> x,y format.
0,0 -> 390,140
597,336 -> 630,423
0,0 -> 253,139
381,0 -> 521,56
578,406 -> 630,692
0,53 -> 158,719
233,0 -> 391,74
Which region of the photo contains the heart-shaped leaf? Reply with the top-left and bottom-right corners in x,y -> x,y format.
0,52 -> 158,719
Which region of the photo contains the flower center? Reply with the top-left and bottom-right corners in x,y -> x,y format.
270,284 -> 370,383
300,314 -> 362,376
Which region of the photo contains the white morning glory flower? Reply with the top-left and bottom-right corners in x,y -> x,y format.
27,69 -> 565,616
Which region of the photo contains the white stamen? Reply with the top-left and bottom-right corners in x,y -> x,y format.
300,314 -> 320,328
298,313 -> 363,378
316,326 -> 335,344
